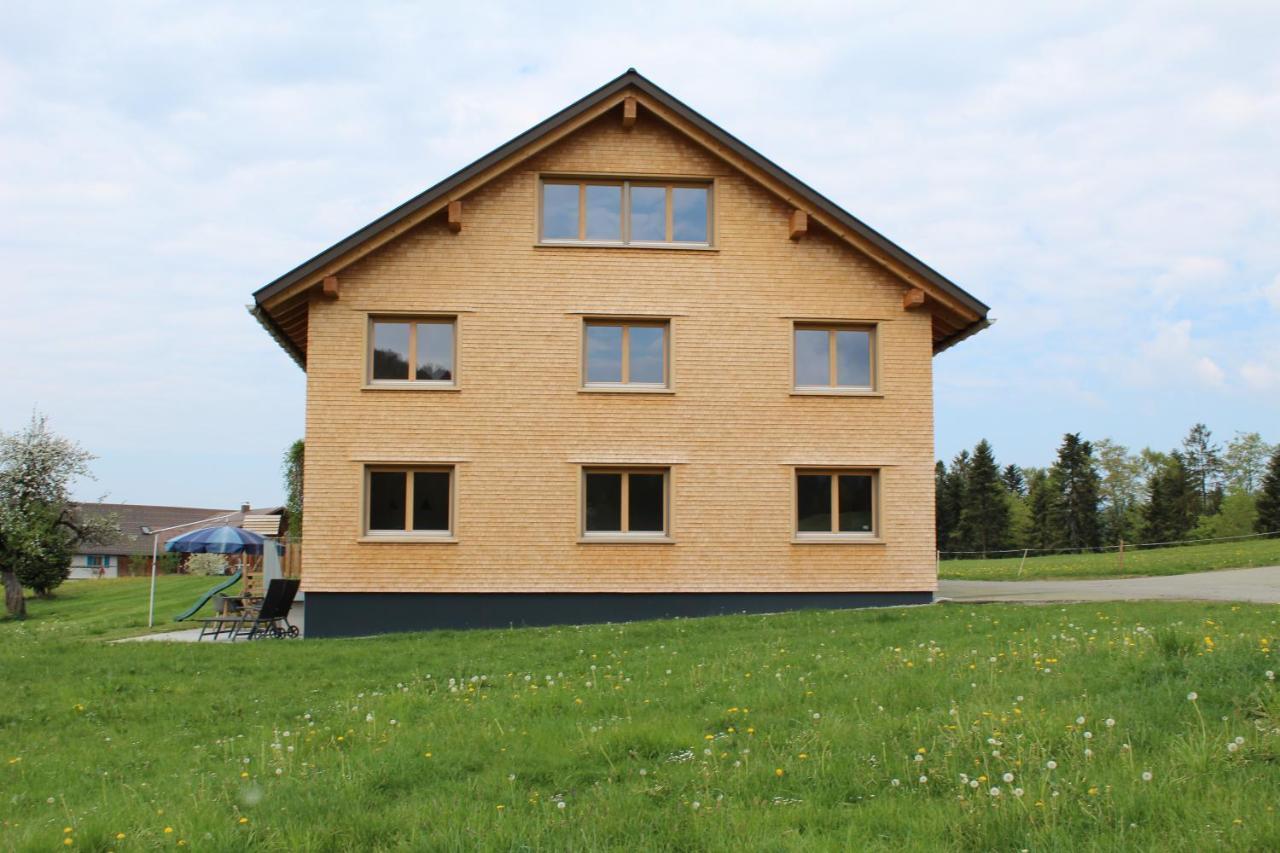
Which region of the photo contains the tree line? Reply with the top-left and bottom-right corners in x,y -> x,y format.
936,425 -> 1280,557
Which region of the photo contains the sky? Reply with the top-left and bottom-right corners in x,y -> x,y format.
2,1 -> 1277,507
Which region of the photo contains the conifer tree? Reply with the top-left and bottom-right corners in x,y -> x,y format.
1047,433 -> 1102,549
1256,446 -> 1280,535
1181,423 -> 1223,518
957,440 -> 1011,557
1001,464 -> 1026,496
1142,452 -> 1196,542
1026,468 -> 1055,550
938,450 -> 971,552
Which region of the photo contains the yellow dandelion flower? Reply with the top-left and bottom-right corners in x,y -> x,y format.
164,827 -> 173,834
238,817 -> 249,825
775,768 -> 784,777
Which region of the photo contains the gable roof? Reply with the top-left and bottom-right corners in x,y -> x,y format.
251,69 -> 989,366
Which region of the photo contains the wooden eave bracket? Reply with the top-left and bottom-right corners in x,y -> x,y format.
902,287 -> 925,310
447,200 -> 463,233
321,275 -> 340,299
622,96 -> 637,130
789,209 -> 808,241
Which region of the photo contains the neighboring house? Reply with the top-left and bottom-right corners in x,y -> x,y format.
250,70 -> 990,638
68,503 -> 285,578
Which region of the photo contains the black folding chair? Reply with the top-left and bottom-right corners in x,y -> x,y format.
198,578 -> 301,641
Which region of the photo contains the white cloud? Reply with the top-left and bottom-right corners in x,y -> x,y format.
1127,321 -> 1226,390
1,1 -> 1278,499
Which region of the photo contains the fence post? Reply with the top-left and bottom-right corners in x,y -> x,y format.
1118,539 -> 1124,572
1017,549 -> 1029,578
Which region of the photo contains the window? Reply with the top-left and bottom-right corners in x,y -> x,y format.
794,325 -> 874,390
365,466 -> 454,536
86,555 -> 109,567
369,317 -> 456,385
795,470 -> 877,537
582,468 -> 669,538
583,321 -> 669,387
540,179 -> 712,246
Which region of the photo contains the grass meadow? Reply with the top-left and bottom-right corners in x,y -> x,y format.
3,578 -> 1280,850
940,536 -> 1280,581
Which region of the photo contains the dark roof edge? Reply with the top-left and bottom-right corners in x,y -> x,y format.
249,304 -> 306,370
622,75 -> 989,318
253,70 -> 641,305
934,317 -> 994,355
252,68 -> 988,327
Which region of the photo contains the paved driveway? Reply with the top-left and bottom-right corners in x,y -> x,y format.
938,565 -> 1280,604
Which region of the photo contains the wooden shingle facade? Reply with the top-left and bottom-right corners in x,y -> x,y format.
252,71 -> 989,637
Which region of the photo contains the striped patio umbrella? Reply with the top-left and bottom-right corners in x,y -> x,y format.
164,525 -> 268,555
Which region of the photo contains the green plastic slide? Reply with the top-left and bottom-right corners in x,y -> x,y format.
173,570 -> 243,622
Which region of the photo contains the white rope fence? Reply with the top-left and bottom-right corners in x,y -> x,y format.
939,529 -> 1280,559
937,530 -> 1279,578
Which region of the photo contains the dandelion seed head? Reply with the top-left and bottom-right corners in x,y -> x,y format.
1187,692 -> 1198,702
1046,760 -> 1057,770
1142,771 -> 1153,781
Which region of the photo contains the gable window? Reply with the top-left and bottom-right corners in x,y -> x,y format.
583,320 -> 669,387
795,469 -> 877,537
794,324 -> 874,390
365,466 -> 454,537
369,317 -> 456,385
540,178 -> 712,246
582,468 -> 670,539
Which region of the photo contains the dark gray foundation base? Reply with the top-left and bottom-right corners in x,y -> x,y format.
303,591 -> 933,638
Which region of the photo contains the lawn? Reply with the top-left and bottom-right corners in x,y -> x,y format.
3,581 -> 1279,851
940,536 -> 1280,581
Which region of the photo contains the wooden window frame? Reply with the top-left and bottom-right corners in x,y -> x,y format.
791,322 -> 878,394
581,319 -> 671,390
579,466 -> 673,543
361,464 -> 456,541
792,468 -> 881,543
538,176 -> 714,248
365,315 -> 459,389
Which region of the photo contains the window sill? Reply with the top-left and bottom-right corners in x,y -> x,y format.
578,535 -> 675,545
535,241 -> 718,253
790,388 -> 883,398
792,535 -> 884,545
579,386 -> 676,395
362,382 -> 460,392
357,535 -> 458,544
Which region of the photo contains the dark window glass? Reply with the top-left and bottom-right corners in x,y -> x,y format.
630,186 -> 666,241
368,471 -> 407,531
586,325 -> 623,383
372,322 -> 411,380
584,184 -> 622,240
797,474 -> 832,533
628,326 -> 665,384
542,183 -> 579,240
628,473 -> 665,532
672,187 -> 708,242
585,473 -> 622,532
835,330 -> 871,388
416,322 -> 454,381
794,329 -> 829,386
838,475 -> 874,533
412,472 -> 450,531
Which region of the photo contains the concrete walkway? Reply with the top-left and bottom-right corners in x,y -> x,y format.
939,565 -> 1280,604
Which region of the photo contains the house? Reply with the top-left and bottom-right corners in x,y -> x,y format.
68,503 -> 285,578
250,70 -> 990,638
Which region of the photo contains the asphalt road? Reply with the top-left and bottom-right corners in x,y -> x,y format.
938,565 -> 1280,604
